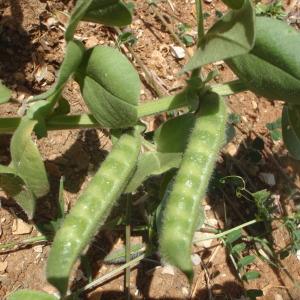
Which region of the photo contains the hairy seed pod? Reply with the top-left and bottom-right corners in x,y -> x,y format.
47,130 -> 141,295
159,92 -> 227,281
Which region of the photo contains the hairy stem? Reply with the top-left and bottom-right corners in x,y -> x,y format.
0,80 -> 247,133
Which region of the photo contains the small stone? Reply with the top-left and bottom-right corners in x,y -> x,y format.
12,219 -> 33,235
0,261 -> 8,273
161,264 -> 175,275
33,245 -> 44,253
296,249 -> 300,261
252,100 -> 258,110
182,287 -> 189,296
191,254 -> 201,266
259,172 -> 276,186
226,143 -> 238,156
170,45 -> 185,59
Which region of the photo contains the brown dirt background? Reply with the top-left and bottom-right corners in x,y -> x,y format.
1,0 -> 300,299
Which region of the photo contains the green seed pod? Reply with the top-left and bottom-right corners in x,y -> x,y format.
159,92 -> 227,281
47,130 -> 141,295
226,17 -> 300,104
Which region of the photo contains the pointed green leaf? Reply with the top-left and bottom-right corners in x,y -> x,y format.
237,255 -> 256,269
227,17 -> 300,104
245,289 -> 263,299
10,118 -> 49,198
231,242 -> 246,254
0,165 -> 36,218
76,46 -> 140,128
8,290 -> 58,300
282,105 -> 300,160
82,0 -> 132,27
242,270 -> 261,281
225,229 -> 242,244
154,113 -> 196,153
0,81 -> 11,104
182,0 -> 255,72
104,243 -> 145,264
125,152 -> 182,193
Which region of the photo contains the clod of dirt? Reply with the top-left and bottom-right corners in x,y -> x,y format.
12,219 -> 33,235
0,261 -> 8,274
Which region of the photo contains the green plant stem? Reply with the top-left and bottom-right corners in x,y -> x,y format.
0,80 -> 247,134
196,0 -> 205,47
191,0 -> 204,79
71,254 -> 145,296
125,194 -> 132,300
193,219 -> 259,243
0,235 -> 48,251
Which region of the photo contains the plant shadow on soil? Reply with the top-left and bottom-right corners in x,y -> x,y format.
0,0 -> 36,92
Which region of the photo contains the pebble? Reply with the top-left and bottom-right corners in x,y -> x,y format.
33,245 -> 44,253
12,218 -> 33,235
170,45 -> 185,59
191,253 -> 201,266
296,249 -> 300,261
226,143 -> 238,156
182,287 -> 189,296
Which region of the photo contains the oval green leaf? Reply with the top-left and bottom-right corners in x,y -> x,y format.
242,271 -> 261,281
0,165 -> 36,218
8,290 -> 58,300
125,152 -> 182,193
154,113 -> 196,153
237,255 -> 256,269
82,0 -> 132,26
282,105 -> 300,160
10,118 -> 50,198
76,46 -> 140,128
182,0 -> 255,72
226,17 -> 300,103
0,81 -> 11,104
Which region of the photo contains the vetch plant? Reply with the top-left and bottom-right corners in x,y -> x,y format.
0,0 -> 299,298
